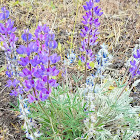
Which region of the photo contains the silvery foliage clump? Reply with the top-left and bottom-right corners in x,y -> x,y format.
81,76 -> 140,140
79,42 -> 140,139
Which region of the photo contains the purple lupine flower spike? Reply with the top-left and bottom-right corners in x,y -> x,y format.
129,49 -> 140,77
17,25 -> 60,102
80,0 -> 103,72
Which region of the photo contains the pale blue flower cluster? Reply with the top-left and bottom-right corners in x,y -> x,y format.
84,44 -> 111,93
95,43 -> 112,76
64,50 -> 76,65
67,51 -> 76,64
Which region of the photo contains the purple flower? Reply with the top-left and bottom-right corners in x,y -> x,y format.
0,23 -> 6,34
51,66 -> 59,76
6,71 -> 12,77
45,34 -> 58,49
18,86 -> 23,94
30,55 -> 40,67
79,0 -> 103,79
89,36 -> 98,46
20,68 -> 32,78
83,0 -> 93,11
4,21 -> 60,102
9,33 -> 18,47
49,40 -> 57,49
129,49 -> 140,77
0,7 -> 9,20
26,47 -> 32,56
21,29 -> 32,42
43,76 -> 48,82
80,46 -> 86,52
48,79 -> 59,87
6,19 -> 16,34
34,24 -> 49,39
95,0 -> 100,3
82,16 -> 88,25
36,80 -> 45,91
46,67 -> 52,75
28,94 -> 36,103
13,79 -> 20,87
16,45 -> 26,54
87,62 -> 91,69
80,26 -> 89,37
129,60 -> 140,77
7,79 -> 19,87
40,54 -> 49,64
10,89 -> 18,96
94,6 -> 103,16
133,49 -> 140,59
94,18 -> 100,27
50,53 -> 61,64
39,89 -> 49,101
40,65 -> 46,72
79,55 -> 85,62
33,68 -> 43,78
28,42 -> 39,53
23,80 -> 34,91
7,79 -> 13,87
18,57 -> 29,66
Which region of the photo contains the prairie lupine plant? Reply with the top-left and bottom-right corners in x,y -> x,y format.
1,9 -> 60,102
0,2 -> 140,140
79,0 -> 103,82
0,7 -> 61,139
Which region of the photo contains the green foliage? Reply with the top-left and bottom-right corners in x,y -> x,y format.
29,86 -> 87,139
